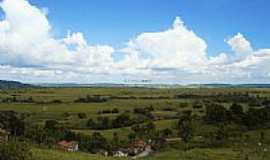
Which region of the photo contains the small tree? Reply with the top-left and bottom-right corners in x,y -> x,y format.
112,108 -> 119,114
0,141 -> 32,160
230,103 -> 244,115
44,120 -> 58,130
88,132 -> 108,153
131,122 -> 156,139
87,118 -> 96,128
161,128 -> 173,138
177,114 -> 193,149
111,132 -> 120,150
205,103 -> 227,123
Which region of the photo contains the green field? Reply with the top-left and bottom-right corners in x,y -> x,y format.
33,147 -> 270,160
1,87 -> 270,159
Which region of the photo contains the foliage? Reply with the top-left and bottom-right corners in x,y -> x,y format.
74,95 -> 108,103
205,103 -> 227,123
0,141 -> 32,160
177,113 -> 193,143
0,111 -> 25,136
131,121 -> 156,139
78,113 -> 87,119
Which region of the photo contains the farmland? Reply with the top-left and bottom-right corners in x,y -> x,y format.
1,86 -> 270,159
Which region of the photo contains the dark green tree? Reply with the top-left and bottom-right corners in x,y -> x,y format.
177,114 -> 193,144
0,141 -> 32,160
205,103 -> 227,123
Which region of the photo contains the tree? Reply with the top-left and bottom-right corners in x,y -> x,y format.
112,113 -> 131,128
97,116 -> 110,129
205,103 -> 227,123
88,132 -> 108,153
161,128 -> 173,138
230,103 -> 244,115
24,125 -> 47,145
111,132 -> 120,149
128,133 -> 136,143
229,103 -> 244,124
131,122 -> 156,139
0,111 -> 25,136
87,118 -> 96,128
44,120 -> 59,130
177,114 -> 193,144
0,141 -> 32,160
205,124 -> 228,147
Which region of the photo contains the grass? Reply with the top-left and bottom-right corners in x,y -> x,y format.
72,127 -> 132,140
2,87 -> 270,159
32,148 -> 121,160
33,147 -> 270,160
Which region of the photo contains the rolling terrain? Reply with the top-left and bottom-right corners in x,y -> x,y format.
1,81 -> 270,159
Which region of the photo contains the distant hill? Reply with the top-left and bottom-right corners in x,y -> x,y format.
0,80 -> 33,89
35,83 -> 270,88
200,84 -> 270,88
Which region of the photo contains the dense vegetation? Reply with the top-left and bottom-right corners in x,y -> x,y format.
1,87 -> 270,159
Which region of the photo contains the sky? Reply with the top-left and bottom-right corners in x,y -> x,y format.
0,0 -> 270,84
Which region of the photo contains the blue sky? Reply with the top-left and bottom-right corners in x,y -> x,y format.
28,0 -> 270,57
0,0 -> 270,83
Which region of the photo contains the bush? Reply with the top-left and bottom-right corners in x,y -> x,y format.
193,103 -> 203,109
133,107 -> 154,120
78,113 -> 87,119
112,108 -> 119,114
162,107 -> 175,111
50,99 -> 63,104
161,128 -> 173,138
98,108 -> 119,114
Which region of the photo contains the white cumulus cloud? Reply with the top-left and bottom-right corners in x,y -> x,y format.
0,0 -> 269,84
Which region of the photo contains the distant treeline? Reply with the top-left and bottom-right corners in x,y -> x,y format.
175,92 -> 269,104
1,92 -> 270,108
0,96 -> 63,104
74,95 -> 109,103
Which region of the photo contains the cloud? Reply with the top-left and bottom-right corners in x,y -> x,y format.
119,19 -> 270,83
226,33 -> 253,60
0,0 -> 269,83
121,16 -> 208,71
0,0 -> 114,70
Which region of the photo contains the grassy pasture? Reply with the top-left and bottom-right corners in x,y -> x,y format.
1,87 -> 270,159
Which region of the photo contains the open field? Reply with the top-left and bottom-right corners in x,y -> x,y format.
33,147 -> 270,160
1,87 -> 270,159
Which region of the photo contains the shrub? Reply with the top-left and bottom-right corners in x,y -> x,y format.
50,99 -> 63,104
112,108 -> 119,114
78,113 -> 87,119
193,103 -> 203,109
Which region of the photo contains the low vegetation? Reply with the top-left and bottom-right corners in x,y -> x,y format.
1,87 -> 270,159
